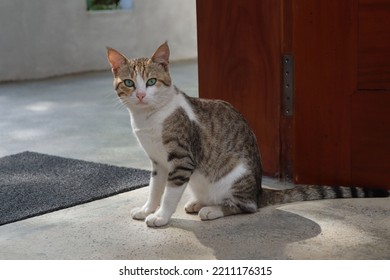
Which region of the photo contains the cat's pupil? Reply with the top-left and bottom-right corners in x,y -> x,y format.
146,78 -> 157,87
123,79 -> 135,88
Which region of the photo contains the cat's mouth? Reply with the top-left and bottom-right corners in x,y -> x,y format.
136,100 -> 149,106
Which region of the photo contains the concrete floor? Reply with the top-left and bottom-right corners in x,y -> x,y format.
0,61 -> 389,259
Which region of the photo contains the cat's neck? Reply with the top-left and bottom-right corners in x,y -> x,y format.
129,85 -> 179,131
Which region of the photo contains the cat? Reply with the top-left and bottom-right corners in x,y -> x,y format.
107,42 -> 390,227
107,42 -> 262,227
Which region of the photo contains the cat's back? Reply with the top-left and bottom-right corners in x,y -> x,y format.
185,94 -> 256,142
185,94 -> 239,121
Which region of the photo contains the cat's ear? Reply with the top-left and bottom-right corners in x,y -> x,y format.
107,47 -> 127,76
151,41 -> 170,68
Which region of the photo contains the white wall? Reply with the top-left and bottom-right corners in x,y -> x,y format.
0,0 -> 197,82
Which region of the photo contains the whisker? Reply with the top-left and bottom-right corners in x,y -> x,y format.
103,91 -> 127,110
113,98 -> 127,110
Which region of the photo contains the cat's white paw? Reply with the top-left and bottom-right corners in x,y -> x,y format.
184,200 -> 204,213
131,207 -> 150,220
199,206 -> 224,221
145,213 -> 170,227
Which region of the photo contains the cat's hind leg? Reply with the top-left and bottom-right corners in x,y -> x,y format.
198,203 -> 244,221
198,177 -> 258,221
184,200 -> 204,213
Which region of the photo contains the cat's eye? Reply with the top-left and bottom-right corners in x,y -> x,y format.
146,78 -> 157,87
123,79 -> 135,88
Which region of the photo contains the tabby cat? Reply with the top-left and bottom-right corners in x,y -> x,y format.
107,42 -> 389,227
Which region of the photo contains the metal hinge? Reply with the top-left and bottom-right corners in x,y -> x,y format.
282,54 -> 294,116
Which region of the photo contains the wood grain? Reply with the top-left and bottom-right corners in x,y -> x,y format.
358,0 -> 390,90
196,0 -> 282,176
352,92 -> 390,189
292,0 -> 357,185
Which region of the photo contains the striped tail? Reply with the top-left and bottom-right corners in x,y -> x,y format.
258,185 -> 390,208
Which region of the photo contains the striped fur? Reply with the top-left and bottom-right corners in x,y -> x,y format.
259,186 -> 390,207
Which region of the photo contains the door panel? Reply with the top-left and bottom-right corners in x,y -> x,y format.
196,0 -> 282,176
358,0 -> 390,90
351,92 -> 390,188
352,0 -> 390,188
293,0 -> 390,188
292,0 -> 357,185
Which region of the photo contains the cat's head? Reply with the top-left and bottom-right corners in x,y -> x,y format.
107,42 -> 173,111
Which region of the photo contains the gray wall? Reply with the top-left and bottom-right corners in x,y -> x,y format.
0,0 -> 197,82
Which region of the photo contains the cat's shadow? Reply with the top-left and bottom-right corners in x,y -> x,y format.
170,206 -> 321,259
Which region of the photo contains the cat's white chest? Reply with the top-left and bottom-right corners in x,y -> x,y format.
128,93 -> 196,166
131,115 -> 167,165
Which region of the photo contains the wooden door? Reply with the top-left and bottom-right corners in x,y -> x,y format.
291,0 -> 357,186
196,0 -> 282,177
292,0 -> 390,188
351,0 -> 390,188
197,0 -> 390,188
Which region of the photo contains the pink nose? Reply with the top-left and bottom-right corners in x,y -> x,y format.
136,91 -> 146,101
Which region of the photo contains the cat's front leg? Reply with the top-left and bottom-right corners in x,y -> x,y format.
145,183 -> 187,227
131,162 -> 167,220
145,146 -> 195,227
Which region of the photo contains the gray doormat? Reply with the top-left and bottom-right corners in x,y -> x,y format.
0,151 -> 150,226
